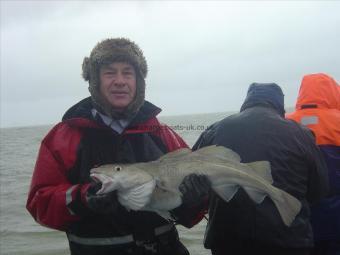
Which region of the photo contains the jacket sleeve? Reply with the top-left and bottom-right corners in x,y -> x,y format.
158,124 -> 189,151
26,123 -> 90,231
192,123 -> 217,151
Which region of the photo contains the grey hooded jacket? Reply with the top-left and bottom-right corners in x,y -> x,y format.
193,83 -> 329,250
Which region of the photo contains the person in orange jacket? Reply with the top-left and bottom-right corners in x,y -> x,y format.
286,73 -> 340,255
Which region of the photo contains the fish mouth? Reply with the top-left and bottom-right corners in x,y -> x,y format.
90,167 -> 101,174
89,168 -> 103,182
89,173 -> 100,182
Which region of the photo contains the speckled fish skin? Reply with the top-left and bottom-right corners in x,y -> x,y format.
91,145 -> 301,226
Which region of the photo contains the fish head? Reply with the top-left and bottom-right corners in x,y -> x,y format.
90,163 -> 153,191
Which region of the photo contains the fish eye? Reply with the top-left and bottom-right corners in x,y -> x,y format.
114,166 -> 122,172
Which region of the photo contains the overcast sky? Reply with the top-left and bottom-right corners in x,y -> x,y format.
1,1 -> 339,128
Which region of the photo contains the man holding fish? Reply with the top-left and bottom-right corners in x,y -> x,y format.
26,38 -> 210,255
86,84 -> 330,255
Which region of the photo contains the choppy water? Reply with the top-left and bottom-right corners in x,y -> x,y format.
0,112 -> 229,255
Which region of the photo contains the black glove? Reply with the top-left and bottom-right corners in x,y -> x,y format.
179,174 -> 211,208
85,181 -> 120,214
170,174 -> 211,227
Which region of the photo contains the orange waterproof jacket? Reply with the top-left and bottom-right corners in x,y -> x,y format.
286,73 -> 340,146
286,73 -> 340,241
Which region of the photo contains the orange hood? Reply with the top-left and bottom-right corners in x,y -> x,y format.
295,73 -> 340,110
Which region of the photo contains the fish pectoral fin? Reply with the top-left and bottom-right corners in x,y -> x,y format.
213,184 -> 240,202
117,179 -> 156,211
243,186 -> 267,204
246,161 -> 273,184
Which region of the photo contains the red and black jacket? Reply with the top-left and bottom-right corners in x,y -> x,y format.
26,98 -> 191,244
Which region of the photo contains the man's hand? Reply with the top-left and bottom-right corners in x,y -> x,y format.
179,174 -> 211,208
170,174 -> 211,227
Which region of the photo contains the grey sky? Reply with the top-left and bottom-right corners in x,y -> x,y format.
1,1 -> 339,128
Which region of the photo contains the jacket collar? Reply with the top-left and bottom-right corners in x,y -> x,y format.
62,97 -> 162,130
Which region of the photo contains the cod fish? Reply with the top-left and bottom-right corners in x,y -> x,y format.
90,145 -> 301,226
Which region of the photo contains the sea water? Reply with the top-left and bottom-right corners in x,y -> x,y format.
0,112 -> 229,255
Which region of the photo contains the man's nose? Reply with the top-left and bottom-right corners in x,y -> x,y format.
113,73 -> 125,86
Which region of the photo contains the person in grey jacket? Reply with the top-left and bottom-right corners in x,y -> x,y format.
193,83 -> 329,255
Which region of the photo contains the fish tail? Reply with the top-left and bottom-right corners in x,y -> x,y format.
272,192 -> 301,226
214,183 -> 302,227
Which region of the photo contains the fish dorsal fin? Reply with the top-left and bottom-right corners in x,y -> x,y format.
246,161 -> 273,184
158,148 -> 192,162
194,145 -> 241,163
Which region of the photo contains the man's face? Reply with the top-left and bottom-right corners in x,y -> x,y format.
99,62 -> 137,112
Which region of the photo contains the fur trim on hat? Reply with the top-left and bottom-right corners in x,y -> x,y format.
82,38 -> 148,119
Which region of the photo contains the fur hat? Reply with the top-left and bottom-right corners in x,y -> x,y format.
82,38 -> 148,119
